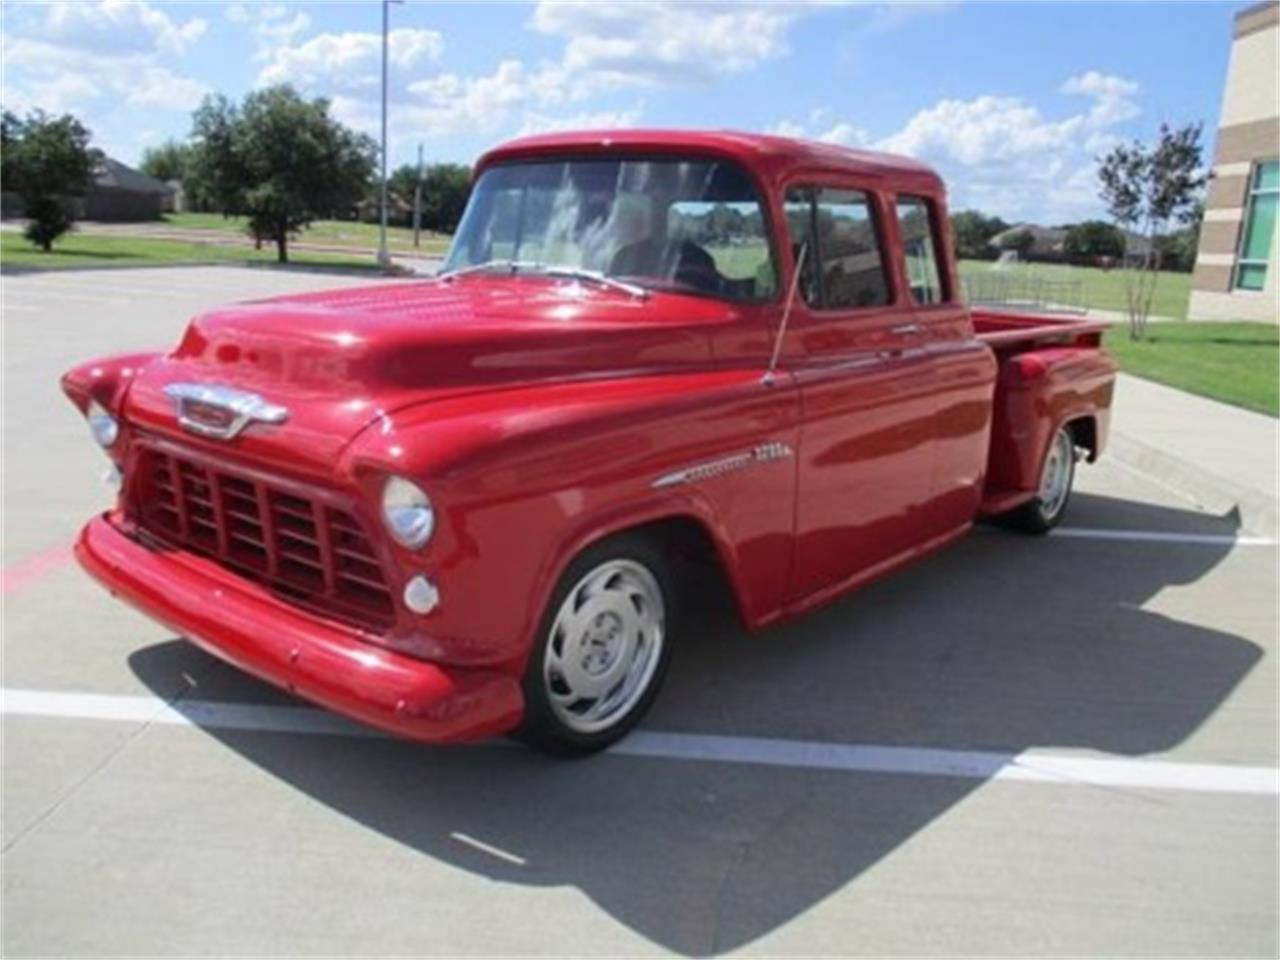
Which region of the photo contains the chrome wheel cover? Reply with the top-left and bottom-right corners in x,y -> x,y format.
1038,428 -> 1074,519
543,558 -> 665,735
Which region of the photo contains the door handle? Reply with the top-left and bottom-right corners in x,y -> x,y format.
889,323 -> 923,336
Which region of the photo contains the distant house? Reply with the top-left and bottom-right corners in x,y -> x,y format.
990,222 -> 1153,262
78,157 -> 173,221
989,224 -> 1068,259
1,156 -> 173,222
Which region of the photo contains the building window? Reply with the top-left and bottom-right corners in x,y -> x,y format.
1235,160 -> 1278,291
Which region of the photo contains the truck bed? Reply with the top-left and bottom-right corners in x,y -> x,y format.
972,308 -> 1117,516
971,308 -> 1109,350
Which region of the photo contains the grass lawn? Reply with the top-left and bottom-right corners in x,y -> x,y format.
0,231 -> 387,272
958,259 -> 1192,320
1103,322 -> 1278,416
161,212 -> 453,254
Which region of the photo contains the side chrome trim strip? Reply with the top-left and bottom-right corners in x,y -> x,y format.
652,442 -> 794,489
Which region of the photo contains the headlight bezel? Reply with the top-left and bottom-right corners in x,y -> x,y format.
380,475 -> 435,550
87,399 -> 119,448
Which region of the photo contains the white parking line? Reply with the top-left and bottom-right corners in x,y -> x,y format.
3,688 -> 1275,796
1052,527 -> 1277,547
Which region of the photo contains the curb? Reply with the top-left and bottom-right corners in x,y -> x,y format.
1108,431 -> 1278,537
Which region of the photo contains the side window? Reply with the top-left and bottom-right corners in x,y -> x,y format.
895,196 -> 945,305
783,187 -> 820,305
783,186 -> 890,309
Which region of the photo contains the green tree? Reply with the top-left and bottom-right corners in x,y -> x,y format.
1063,220 -> 1126,261
949,210 -> 1009,260
139,139 -> 191,182
388,161 -> 471,233
189,86 -> 376,262
1153,200 -> 1203,273
0,110 -> 102,251
1098,122 -> 1206,338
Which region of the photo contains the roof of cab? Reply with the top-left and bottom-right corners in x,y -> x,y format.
476,129 -> 943,192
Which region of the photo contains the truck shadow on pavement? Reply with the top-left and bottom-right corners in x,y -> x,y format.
128,492 -> 1263,956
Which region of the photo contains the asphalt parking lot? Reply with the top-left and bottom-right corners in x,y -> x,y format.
2,266 -> 1277,957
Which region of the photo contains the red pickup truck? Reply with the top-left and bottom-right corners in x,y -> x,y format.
64,131 -> 1115,754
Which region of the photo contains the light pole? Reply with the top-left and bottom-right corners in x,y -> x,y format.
376,0 -> 399,268
412,142 -> 423,248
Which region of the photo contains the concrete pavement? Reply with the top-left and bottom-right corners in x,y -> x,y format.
1109,374 -> 1278,536
2,266 -> 1276,957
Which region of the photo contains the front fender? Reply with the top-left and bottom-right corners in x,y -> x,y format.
341,371 -> 801,671
61,351 -> 162,416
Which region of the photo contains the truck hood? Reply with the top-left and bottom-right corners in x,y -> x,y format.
124,276 -> 728,476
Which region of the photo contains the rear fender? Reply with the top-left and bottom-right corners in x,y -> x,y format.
986,347 -> 1116,493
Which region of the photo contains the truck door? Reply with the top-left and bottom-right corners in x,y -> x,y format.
783,185 -> 937,603
893,194 -> 997,539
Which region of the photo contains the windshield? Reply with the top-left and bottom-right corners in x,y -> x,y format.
444,157 -> 777,302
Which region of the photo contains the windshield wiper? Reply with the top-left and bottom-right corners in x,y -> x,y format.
437,258 -> 543,281
543,266 -> 649,300
439,260 -> 648,299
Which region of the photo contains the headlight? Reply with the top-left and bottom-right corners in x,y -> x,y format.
87,399 -> 119,448
381,476 -> 434,549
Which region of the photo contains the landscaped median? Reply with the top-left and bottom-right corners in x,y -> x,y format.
0,231 -> 388,273
1103,322 -> 1278,417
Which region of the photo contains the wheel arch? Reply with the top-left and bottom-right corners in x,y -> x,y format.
1064,414 -> 1099,462
533,501 -> 754,650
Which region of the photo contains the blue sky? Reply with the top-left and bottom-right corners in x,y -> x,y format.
0,1 -> 1238,223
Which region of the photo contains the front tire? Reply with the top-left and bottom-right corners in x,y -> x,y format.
516,534 -> 674,755
1004,425 -> 1076,534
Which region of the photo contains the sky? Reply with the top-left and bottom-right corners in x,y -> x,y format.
0,0 -> 1240,224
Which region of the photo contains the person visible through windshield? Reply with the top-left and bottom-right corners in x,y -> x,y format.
607,192 -> 719,292
444,157 -> 777,303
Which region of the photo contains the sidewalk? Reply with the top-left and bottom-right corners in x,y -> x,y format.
1108,373 -> 1278,535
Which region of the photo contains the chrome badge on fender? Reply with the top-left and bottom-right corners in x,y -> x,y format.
163,383 -> 289,440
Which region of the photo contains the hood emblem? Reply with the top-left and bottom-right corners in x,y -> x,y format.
163,383 -> 289,441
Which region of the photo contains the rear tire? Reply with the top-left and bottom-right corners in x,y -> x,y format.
1003,426 -> 1076,535
515,533 -> 675,756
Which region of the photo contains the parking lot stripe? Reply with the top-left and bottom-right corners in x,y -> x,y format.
1051,527 -> 1276,547
1,546 -> 74,595
3,687 -> 1276,796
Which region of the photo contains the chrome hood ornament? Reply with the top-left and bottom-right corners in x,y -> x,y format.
163,383 -> 289,440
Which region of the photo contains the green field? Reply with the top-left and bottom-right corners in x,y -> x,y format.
958,259 -> 1192,321
161,212 -> 453,254
1103,322 -> 1278,416
0,231 -> 384,272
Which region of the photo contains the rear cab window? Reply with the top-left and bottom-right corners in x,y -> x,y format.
894,196 -> 947,305
783,186 -> 891,310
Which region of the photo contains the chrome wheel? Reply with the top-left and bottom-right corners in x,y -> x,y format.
542,558 -> 665,735
1038,428 -> 1074,520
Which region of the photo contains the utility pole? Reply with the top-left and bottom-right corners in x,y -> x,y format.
413,142 -> 423,248
375,0 -> 396,268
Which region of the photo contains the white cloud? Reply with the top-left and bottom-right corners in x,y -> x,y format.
227,3 -> 311,58
517,103 -> 644,137
767,73 -> 1142,221
767,117 -> 868,147
876,95 -> 1083,164
0,0 -> 210,164
257,28 -> 444,91
41,0 -> 207,57
1061,71 -> 1141,126
530,1 -> 815,92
